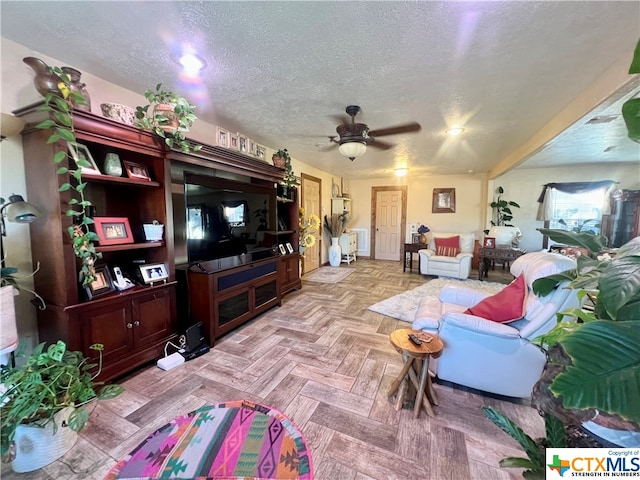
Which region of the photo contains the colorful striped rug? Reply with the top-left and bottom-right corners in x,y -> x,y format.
104,400 -> 313,480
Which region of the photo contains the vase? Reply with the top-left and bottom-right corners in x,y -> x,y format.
0,286 -> 18,366
60,67 -> 91,111
418,233 -> 428,244
329,237 -> 341,266
11,407 -> 78,472
23,57 -> 61,97
103,152 -> 122,176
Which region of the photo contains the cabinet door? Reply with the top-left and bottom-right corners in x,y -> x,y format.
79,298 -> 134,365
133,287 -> 175,348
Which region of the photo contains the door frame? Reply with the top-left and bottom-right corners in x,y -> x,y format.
301,172 -> 322,272
370,185 -> 407,260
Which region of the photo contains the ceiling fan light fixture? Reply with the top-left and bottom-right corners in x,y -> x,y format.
445,126 -> 465,136
338,141 -> 366,160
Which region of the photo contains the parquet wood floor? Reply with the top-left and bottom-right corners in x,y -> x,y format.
2,260 -> 537,480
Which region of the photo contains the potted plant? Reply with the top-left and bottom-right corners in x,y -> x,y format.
485,186 -> 521,246
622,39 -> 640,142
324,213 -> 348,267
272,148 -> 290,169
280,154 -> 297,199
34,65 -> 101,287
0,340 -> 124,472
134,83 -> 201,154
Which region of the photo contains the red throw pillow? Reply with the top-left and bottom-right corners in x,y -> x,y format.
464,274 -> 528,323
434,236 -> 460,257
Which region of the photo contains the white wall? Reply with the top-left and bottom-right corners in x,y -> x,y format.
493,163 -> 640,252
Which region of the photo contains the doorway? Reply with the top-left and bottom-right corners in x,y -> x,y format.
301,173 -> 321,274
371,186 -> 407,261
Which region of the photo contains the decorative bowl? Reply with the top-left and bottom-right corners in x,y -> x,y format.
100,103 -> 136,125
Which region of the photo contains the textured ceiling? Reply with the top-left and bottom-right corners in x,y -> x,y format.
2,1 -> 639,179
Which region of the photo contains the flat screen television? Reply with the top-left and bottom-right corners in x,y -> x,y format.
184,172 -> 277,263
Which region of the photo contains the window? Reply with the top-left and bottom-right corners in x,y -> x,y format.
547,187 -> 607,234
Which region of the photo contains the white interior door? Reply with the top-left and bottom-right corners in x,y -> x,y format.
374,189 -> 402,260
301,174 -> 321,273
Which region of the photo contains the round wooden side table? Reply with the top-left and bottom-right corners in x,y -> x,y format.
388,328 -> 444,418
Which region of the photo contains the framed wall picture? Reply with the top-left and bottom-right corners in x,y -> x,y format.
432,188 -> 456,213
228,132 -> 239,151
85,264 -> 115,300
255,145 -> 266,160
483,237 -> 496,248
68,142 -> 101,174
238,134 -> 248,154
123,160 -> 151,181
278,244 -> 287,255
94,217 -> 134,245
216,127 -> 229,148
139,263 -> 169,284
285,242 -> 294,254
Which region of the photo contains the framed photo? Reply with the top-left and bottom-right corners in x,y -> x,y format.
483,237 -> 495,248
68,142 -> 101,174
139,263 -> 169,284
123,160 -> 151,181
228,132 -> 239,151
432,188 -> 456,213
285,242 -> 294,254
255,144 -> 266,161
216,127 -> 229,148
85,264 -> 115,300
94,217 -> 134,245
238,134 -> 248,154
278,244 -> 287,255
248,139 -> 256,156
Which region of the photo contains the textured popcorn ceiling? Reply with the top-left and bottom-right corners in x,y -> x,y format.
2,1 -> 639,179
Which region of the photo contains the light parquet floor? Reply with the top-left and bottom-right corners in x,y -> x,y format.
2,259 -> 538,480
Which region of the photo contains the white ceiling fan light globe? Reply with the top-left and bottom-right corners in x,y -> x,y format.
338,141 -> 367,160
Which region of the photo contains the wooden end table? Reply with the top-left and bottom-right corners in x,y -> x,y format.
388,328 -> 444,417
478,247 -> 526,280
403,243 -> 428,273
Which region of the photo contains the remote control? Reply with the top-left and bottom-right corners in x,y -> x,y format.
408,333 -> 422,346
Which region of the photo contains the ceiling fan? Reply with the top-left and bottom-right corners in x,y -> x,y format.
325,105 -> 422,160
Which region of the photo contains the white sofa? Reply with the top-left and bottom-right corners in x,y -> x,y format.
412,251 -> 580,398
418,232 -> 475,279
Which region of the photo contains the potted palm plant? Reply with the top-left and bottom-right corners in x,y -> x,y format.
135,83 -> 201,153
0,340 -> 123,472
272,148 -> 290,169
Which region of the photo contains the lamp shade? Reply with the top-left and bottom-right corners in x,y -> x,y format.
0,113 -> 25,140
4,195 -> 39,223
338,141 -> 366,160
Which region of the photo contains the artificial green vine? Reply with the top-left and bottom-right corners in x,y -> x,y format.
35,67 -> 101,287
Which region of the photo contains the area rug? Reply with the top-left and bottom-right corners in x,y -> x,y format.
367,277 -> 505,323
104,400 -> 313,480
302,266 -> 353,284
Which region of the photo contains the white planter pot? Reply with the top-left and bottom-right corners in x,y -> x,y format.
11,407 -> 78,472
143,223 -> 164,241
329,237 -> 341,267
0,286 -> 18,365
488,226 -> 522,247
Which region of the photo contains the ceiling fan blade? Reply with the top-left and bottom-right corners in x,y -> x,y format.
368,122 -> 422,137
319,139 -> 339,151
366,138 -> 394,150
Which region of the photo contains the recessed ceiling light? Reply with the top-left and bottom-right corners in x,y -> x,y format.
394,167 -> 408,176
467,169 -> 474,174
178,53 -> 206,73
314,142 -> 326,148
445,127 -> 465,136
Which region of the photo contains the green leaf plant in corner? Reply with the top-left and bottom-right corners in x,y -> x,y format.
134,83 -> 201,154
622,38 -> 640,143
484,185 -> 521,234
35,67 -> 101,287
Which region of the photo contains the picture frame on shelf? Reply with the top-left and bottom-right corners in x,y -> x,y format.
238,134 -> 248,154
216,127 -> 229,148
85,264 -> 115,300
139,263 -> 169,284
278,217 -> 288,230
68,142 -> 101,174
432,188 -> 456,213
285,242 -> 294,254
255,144 -> 266,160
483,237 -> 495,248
123,160 -> 151,181
94,217 -> 134,246
248,139 -> 256,156
278,244 -> 287,255
228,132 -> 239,151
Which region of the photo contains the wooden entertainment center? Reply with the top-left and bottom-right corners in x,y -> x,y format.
15,104 -> 300,381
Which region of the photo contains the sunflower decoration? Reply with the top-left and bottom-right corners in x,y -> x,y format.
298,207 -> 320,256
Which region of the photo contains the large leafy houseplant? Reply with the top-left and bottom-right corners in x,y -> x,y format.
35,66 -> 101,287
134,83 -> 201,154
0,340 -> 123,459
489,186 -> 520,227
622,38 -> 640,142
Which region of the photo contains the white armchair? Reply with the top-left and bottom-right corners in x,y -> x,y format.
418,232 -> 475,279
412,251 -> 580,398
